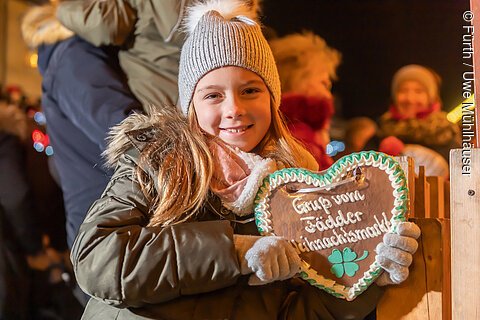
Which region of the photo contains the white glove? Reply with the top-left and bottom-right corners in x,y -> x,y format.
375,221 -> 421,286
234,235 -> 301,286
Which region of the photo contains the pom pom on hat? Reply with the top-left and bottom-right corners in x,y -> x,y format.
183,0 -> 259,34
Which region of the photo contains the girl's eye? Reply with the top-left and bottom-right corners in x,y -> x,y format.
243,87 -> 261,95
204,93 -> 221,100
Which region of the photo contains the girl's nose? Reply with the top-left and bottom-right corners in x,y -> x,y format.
405,92 -> 416,103
224,95 -> 245,118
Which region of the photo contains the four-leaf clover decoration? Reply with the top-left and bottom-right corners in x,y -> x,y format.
328,248 -> 369,278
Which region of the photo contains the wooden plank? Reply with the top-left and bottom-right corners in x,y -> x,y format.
450,149 -> 480,319
418,218 -> 449,320
442,219 -> 451,320
444,180 -> 450,219
377,218 -> 448,319
414,166 -> 430,218
427,176 -> 445,219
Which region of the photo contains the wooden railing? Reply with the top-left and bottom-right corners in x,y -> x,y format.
377,156 -> 451,319
450,149 -> 479,319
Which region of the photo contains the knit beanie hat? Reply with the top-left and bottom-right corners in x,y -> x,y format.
178,0 -> 281,115
391,64 -> 440,104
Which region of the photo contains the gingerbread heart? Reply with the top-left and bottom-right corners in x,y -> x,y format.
253,151 -> 408,301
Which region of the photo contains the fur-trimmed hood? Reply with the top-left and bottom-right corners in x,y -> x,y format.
22,4 -> 73,49
104,107 -> 186,168
0,104 -> 29,141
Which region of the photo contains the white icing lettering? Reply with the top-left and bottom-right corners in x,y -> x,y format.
325,216 -> 335,229
292,195 -> 332,215
301,210 -> 369,235
346,211 -> 356,224
348,230 -> 358,243
331,190 -> 366,205
305,220 -> 317,233
293,197 -> 307,214
330,235 -> 339,246
366,226 -> 378,237
354,211 -> 363,221
332,228 -> 347,245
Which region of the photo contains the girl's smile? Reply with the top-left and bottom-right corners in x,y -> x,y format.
192,66 -> 272,152
221,124 -> 253,134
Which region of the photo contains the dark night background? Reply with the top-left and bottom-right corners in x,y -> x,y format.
262,0 -> 471,120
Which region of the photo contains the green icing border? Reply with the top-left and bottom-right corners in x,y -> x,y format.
253,151 -> 409,301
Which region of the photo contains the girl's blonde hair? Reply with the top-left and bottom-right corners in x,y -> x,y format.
142,98 -> 316,227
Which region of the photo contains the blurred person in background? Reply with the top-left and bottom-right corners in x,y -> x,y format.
269,31 -> 341,169
56,0 -> 220,111
377,64 -> 460,162
22,3 -> 142,255
0,93 -> 82,319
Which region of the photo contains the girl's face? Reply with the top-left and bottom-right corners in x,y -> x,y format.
192,66 -> 271,152
395,80 -> 430,119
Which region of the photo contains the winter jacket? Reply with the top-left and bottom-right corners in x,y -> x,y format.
57,0 -> 192,110
72,113 -> 384,320
378,111 -> 461,161
37,35 -> 142,247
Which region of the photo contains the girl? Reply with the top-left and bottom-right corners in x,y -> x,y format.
72,1 -> 420,319
377,64 -> 460,161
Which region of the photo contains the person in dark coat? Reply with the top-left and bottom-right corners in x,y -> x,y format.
0,100 -> 42,320
56,0 -> 215,110
22,4 -> 142,248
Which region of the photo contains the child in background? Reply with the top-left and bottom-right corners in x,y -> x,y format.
269,32 -> 341,169
71,1 -> 421,319
377,64 -> 460,161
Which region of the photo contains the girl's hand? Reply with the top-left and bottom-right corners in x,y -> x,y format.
375,222 -> 421,286
234,235 -> 301,286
